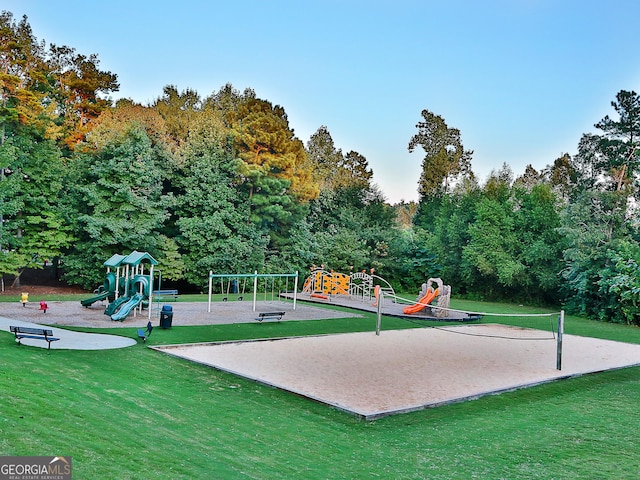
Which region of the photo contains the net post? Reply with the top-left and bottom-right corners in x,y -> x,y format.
252,271 -> 258,312
556,310 -> 564,370
376,291 -> 383,335
208,271 -> 213,313
293,271 -> 298,310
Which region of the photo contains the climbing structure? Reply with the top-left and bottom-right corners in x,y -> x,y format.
302,267 -> 395,302
403,277 -> 451,317
80,250 -> 158,321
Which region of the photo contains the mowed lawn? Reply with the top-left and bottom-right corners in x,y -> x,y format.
1,297 -> 639,479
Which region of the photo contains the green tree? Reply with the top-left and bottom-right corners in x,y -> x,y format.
463,198 -> 522,292
0,12 -> 50,136
600,240 -> 640,325
63,124 -> 169,288
421,177 -> 480,294
542,153 -> 577,202
306,143 -> 399,281
408,109 -> 473,199
229,93 -> 317,203
0,13 -> 75,286
306,125 -> 344,190
560,90 -> 640,321
0,138 -> 26,287
48,44 -> 119,149
511,182 -> 563,302
593,90 -> 640,193
173,124 -> 267,286
153,85 -> 202,148
0,133 -> 74,286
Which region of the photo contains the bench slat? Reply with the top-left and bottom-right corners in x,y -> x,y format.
256,312 -> 285,322
10,326 -> 54,335
14,334 -> 60,341
10,326 -> 60,350
152,290 -> 179,298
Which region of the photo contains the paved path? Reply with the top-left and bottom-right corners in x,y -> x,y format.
0,316 -> 136,350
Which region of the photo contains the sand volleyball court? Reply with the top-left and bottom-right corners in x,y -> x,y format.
155,324 -> 640,419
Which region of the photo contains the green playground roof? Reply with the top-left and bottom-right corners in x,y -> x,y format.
103,251 -> 158,268
122,250 -> 158,266
103,254 -> 127,268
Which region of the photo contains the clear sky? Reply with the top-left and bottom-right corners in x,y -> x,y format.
5,1 -> 640,203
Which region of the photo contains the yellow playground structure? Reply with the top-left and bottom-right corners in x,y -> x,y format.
302,267 -> 396,302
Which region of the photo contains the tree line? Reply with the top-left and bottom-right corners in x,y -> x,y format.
1,12 -> 639,325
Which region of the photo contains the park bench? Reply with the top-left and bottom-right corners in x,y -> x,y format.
152,289 -> 179,300
256,311 -> 286,322
137,321 -> 153,343
10,326 -> 60,350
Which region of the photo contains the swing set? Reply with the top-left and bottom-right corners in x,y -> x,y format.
207,271 -> 299,312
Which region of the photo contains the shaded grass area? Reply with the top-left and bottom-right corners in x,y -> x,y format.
1,299 -> 640,478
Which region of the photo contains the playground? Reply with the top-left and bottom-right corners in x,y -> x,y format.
3,266 -> 640,419
2,298 -> 359,329
7,295 -> 640,420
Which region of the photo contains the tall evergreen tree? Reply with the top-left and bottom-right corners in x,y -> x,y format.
173,132 -> 267,284
48,44 -> 119,149
409,109 -> 473,199
63,124 -> 169,288
561,90 -> 640,321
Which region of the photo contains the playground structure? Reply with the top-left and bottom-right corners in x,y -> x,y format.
301,267 -> 396,303
299,269 -> 465,323
207,271 -> 299,313
81,251 -> 158,321
402,277 -> 451,318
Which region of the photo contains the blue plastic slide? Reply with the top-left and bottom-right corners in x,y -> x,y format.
80,290 -> 110,307
110,293 -> 145,322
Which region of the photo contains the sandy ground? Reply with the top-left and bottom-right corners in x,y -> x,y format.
157,325 -> 640,419
5,298 -> 640,419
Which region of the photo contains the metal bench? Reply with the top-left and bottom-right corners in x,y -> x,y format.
10,326 -> 60,350
256,312 -> 285,322
137,321 -> 153,343
152,289 -> 179,300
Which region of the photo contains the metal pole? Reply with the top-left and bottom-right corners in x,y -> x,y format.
376,291 -> 383,336
208,271 -> 213,313
148,265 -> 154,319
556,310 -> 564,370
293,271 -> 298,310
252,271 -> 258,312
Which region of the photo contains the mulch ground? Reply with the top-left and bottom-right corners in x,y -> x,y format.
0,285 -> 87,296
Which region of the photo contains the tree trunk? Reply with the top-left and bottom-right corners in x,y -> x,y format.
11,269 -> 22,288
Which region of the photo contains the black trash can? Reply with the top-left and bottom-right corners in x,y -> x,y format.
159,305 -> 173,329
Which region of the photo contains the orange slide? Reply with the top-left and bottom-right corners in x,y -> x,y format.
403,288 -> 439,314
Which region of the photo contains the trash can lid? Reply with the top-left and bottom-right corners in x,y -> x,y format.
161,305 -> 173,312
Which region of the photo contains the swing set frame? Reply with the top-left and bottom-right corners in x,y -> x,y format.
207,271 -> 299,312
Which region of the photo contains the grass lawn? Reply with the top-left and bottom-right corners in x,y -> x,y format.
1,297 -> 639,478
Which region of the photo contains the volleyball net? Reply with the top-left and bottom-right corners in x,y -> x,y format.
378,291 -> 565,370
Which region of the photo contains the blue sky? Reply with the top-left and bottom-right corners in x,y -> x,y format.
5,1 -> 640,203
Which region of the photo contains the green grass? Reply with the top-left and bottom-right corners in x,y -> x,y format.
1,299 -> 640,479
